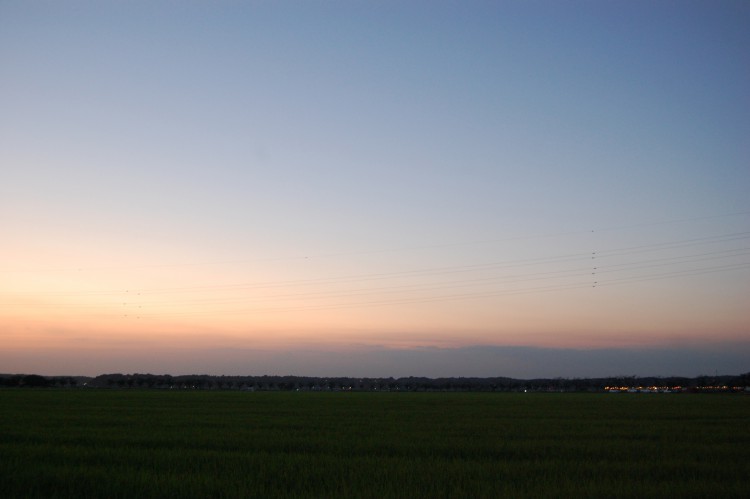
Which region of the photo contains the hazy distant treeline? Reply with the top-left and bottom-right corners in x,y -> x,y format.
2,372 -> 749,392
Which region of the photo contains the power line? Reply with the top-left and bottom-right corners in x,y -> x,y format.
5,244 -> 748,316
132,261 -> 750,317
3,231 -> 748,303
2,210 -> 748,274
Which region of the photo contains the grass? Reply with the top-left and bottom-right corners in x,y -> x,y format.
0,390 -> 748,498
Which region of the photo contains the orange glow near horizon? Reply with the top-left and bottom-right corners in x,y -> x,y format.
3,202 -> 749,376
3,257 -> 748,355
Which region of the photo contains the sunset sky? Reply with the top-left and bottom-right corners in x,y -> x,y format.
2,1 -> 749,378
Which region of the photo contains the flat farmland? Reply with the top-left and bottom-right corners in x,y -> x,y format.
1,390 -> 747,498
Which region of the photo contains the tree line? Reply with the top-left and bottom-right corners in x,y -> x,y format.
2,372 -> 749,392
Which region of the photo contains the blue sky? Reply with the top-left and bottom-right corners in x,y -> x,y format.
1,1 -> 748,377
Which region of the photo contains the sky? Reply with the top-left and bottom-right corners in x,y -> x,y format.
1,0 -> 749,378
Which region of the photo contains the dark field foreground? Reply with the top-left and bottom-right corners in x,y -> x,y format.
1,391 -> 748,498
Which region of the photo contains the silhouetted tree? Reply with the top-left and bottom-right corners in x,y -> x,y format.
21,374 -> 48,387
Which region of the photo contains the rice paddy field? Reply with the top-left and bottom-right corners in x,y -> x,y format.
1,390 -> 748,498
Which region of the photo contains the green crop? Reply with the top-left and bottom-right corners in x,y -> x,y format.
1,391 -> 747,498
